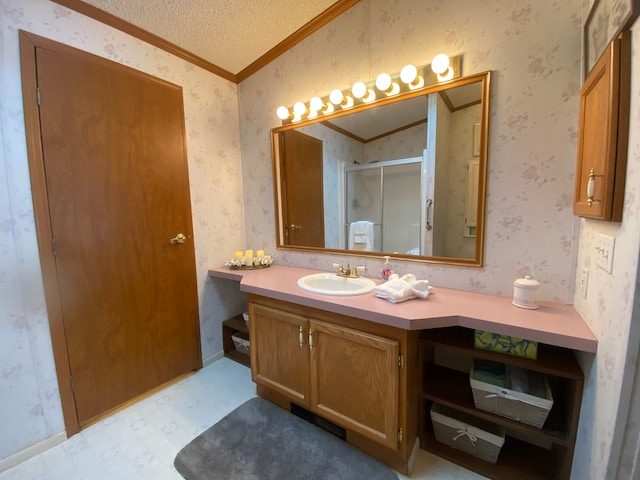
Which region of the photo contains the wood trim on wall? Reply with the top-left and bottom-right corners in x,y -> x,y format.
49,0 -> 237,82
50,0 -> 361,84
18,30 -> 80,436
235,0 -> 361,82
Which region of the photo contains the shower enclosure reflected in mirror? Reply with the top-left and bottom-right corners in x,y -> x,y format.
272,71 -> 491,266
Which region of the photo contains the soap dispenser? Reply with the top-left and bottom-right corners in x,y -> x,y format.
380,256 -> 393,281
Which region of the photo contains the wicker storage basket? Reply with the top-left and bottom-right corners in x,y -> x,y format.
231,332 -> 250,355
470,364 -> 553,428
431,403 -> 505,464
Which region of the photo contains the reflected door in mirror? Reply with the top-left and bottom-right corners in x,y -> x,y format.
280,130 -> 325,246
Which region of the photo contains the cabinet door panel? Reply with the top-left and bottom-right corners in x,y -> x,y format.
250,304 -> 309,405
310,319 -> 399,450
573,32 -> 630,220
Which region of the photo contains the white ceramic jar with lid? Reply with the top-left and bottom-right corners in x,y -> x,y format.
512,275 -> 540,309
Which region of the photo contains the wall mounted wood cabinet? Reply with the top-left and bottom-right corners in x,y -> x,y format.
573,31 -> 631,221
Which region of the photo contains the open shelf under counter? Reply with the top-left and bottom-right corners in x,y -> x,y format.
420,415 -> 564,480
419,326 -> 583,480
420,327 -> 584,380
222,315 -> 250,367
422,363 -> 571,446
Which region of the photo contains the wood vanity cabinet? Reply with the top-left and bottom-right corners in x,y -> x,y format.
573,31 -> 630,221
248,294 -> 418,474
419,327 -> 584,480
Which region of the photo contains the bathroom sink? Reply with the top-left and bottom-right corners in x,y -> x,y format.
297,273 -> 376,296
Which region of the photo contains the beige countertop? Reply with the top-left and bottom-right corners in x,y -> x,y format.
208,264 -> 597,353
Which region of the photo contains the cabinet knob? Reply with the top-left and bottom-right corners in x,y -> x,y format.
308,329 -> 314,350
299,326 -> 304,347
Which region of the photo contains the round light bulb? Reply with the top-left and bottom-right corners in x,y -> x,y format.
293,101 -> 307,116
276,106 -> 290,120
309,96 -> 323,112
352,81 -> 367,99
329,89 -> 344,105
375,73 -> 392,91
400,64 -> 418,84
431,54 -> 450,75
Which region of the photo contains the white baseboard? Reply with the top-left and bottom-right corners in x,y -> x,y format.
202,350 -> 225,367
0,431 -> 67,473
1,353 -> 226,473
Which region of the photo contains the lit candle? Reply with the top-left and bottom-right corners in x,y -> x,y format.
234,250 -> 243,260
245,250 -> 253,262
257,250 -> 264,258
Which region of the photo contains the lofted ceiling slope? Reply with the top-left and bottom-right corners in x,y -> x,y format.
53,0 -> 357,82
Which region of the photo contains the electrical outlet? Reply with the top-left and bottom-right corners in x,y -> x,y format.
595,233 -> 615,274
579,269 -> 589,299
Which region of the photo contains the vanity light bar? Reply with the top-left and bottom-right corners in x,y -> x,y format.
276,54 -> 462,125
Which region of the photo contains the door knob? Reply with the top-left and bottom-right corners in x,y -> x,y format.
170,233 -> 186,244
290,224 -> 303,231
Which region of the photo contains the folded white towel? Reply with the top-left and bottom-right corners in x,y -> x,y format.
354,221 -> 368,234
412,280 -> 431,299
373,274 -> 433,303
348,221 -> 374,251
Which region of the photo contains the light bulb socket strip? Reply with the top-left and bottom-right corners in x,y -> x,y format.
277,55 -> 462,125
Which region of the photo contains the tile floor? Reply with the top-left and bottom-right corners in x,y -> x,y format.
0,358 -> 486,479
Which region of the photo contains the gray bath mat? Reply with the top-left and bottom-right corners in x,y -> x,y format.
174,397 -> 398,480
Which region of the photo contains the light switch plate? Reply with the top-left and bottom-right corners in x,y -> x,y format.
595,234 -> 615,274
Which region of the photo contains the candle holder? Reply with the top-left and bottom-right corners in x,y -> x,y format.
225,254 -> 273,270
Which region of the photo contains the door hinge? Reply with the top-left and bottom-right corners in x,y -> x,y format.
51,238 -> 56,257
398,353 -> 404,368
397,427 -> 403,444
36,86 -> 41,106
70,375 -> 75,393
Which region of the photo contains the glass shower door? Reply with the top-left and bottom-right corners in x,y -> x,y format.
382,162 -> 422,254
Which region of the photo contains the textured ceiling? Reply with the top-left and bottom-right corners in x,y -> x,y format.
81,0 -> 341,74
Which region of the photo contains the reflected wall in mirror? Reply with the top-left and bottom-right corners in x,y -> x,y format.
272,71 -> 491,266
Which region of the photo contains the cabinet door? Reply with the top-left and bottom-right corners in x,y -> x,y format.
249,304 -> 310,405
309,319 -> 400,450
573,32 -> 630,220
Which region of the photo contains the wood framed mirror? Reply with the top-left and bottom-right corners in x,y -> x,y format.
272,71 -> 491,266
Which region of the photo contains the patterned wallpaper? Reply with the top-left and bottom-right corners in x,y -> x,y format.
239,0 -> 583,301
236,1 -> 639,478
364,123 -> 426,164
0,0 -> 639,479
0,0 -> 246,462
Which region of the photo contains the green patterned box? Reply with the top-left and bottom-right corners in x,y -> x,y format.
474,330 -> 538,360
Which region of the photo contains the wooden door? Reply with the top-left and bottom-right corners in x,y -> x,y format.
309,319 -> 399,450
24,35 -> 201,428
573,32 -> 630,221
249,304 -> 310,405
280,130 -> 325,247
